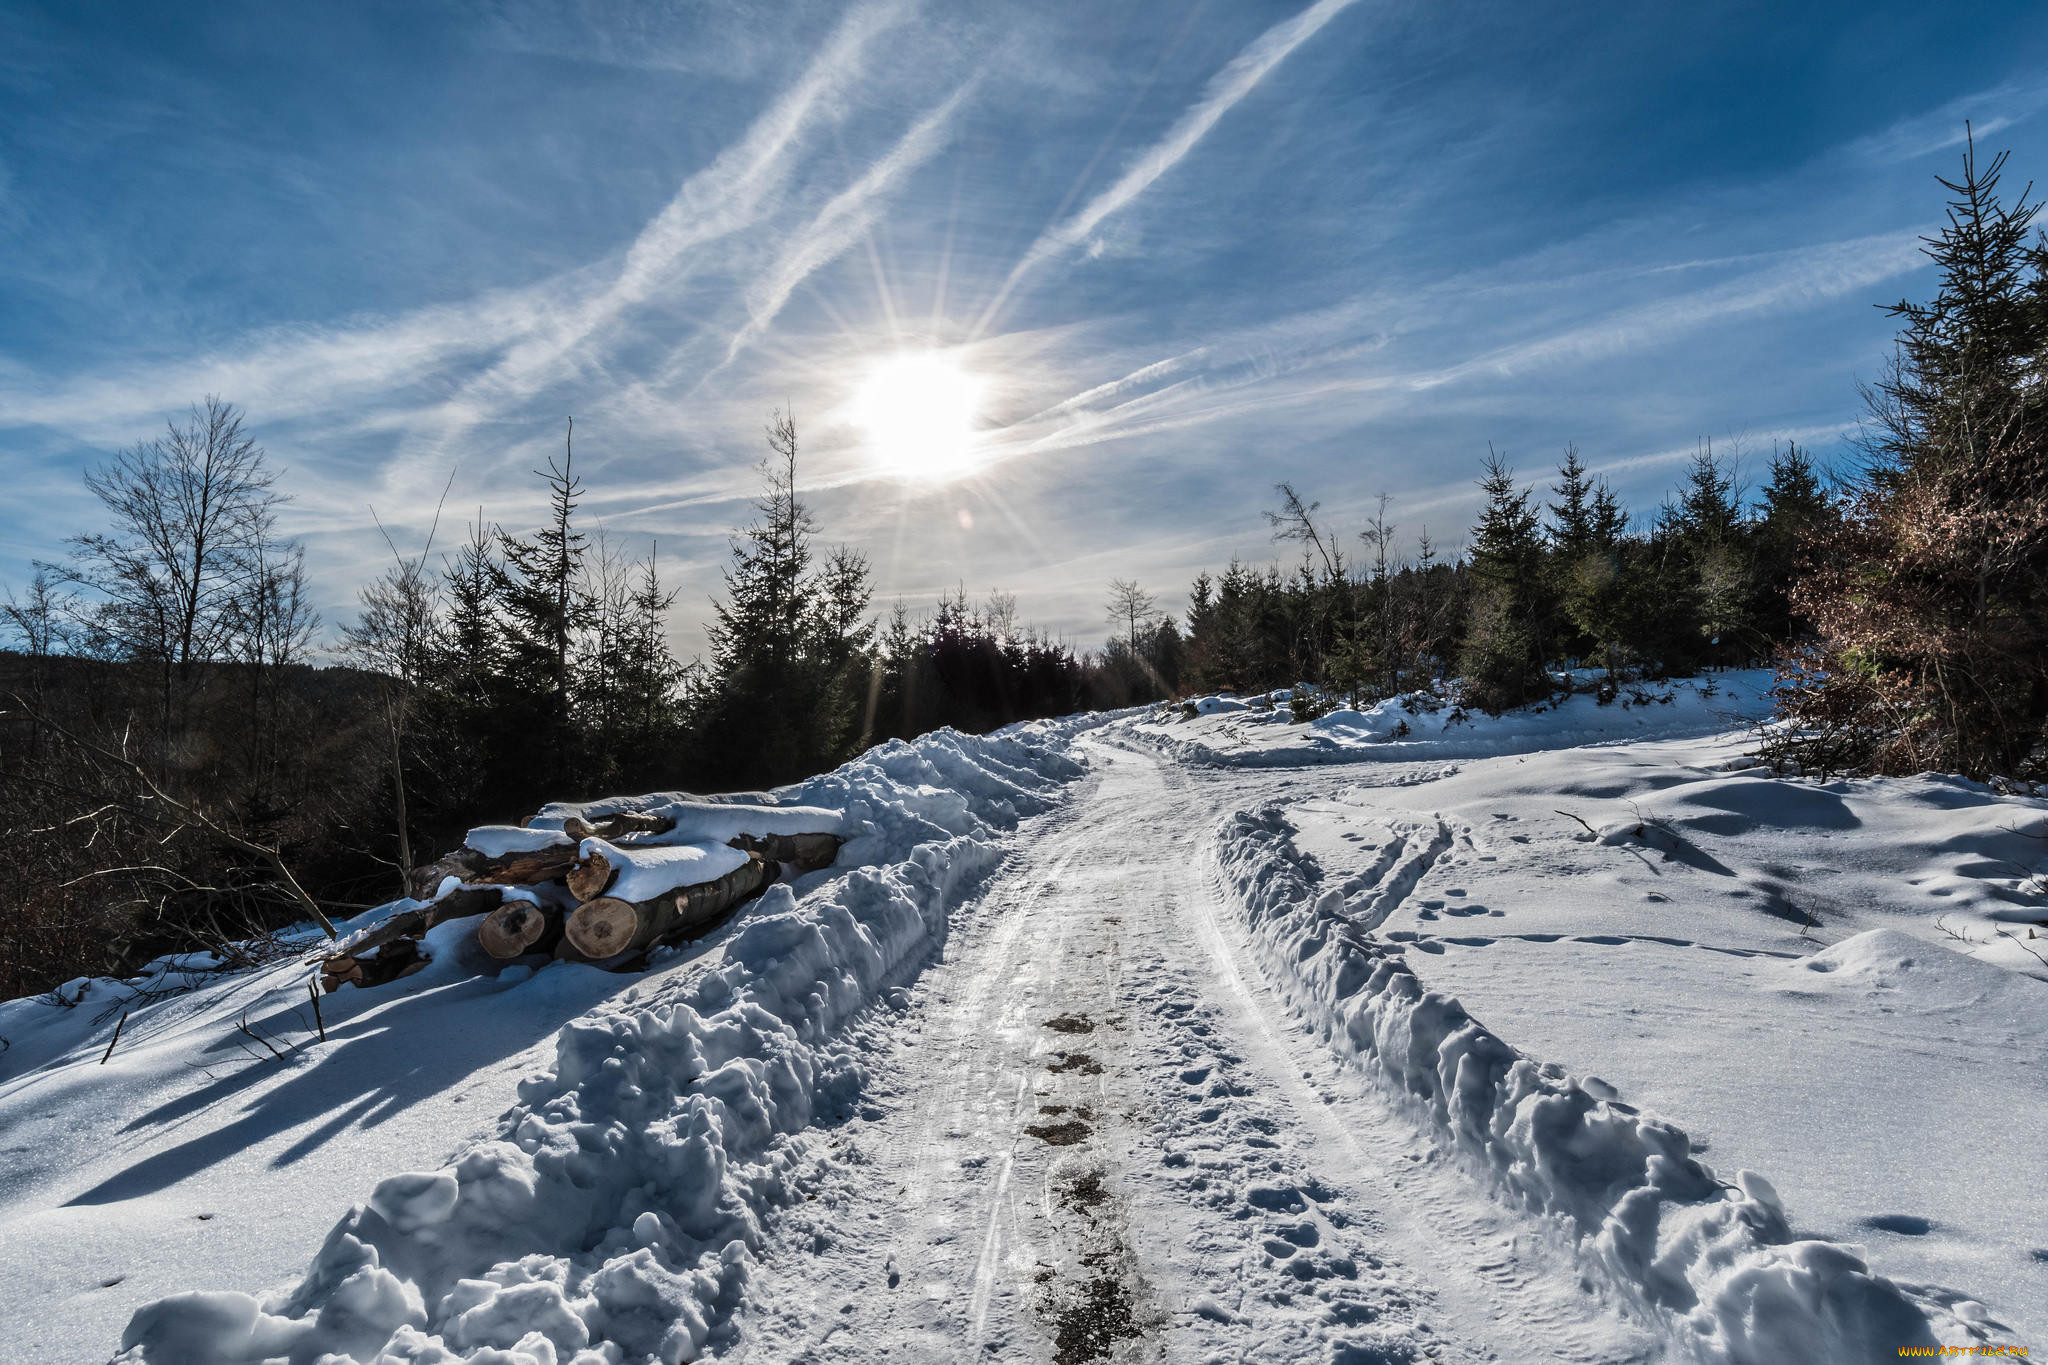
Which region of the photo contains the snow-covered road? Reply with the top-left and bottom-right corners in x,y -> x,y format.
728,740 -> 1658,1363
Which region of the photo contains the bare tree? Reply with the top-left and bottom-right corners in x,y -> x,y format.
341,487 -> 452,894
2,569 -> 73,670
1105,578 -> 1157,656
229,526 -> 321,779
56,397 -> 284,751
984,589 -> 1018,640
1265,482 -> 1344,583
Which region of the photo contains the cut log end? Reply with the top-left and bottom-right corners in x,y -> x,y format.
477,900 -> 563,959
565,850 -> 615,903
565,896 -> 641,959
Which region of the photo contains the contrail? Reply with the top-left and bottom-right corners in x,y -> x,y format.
978,0 -> 1364,335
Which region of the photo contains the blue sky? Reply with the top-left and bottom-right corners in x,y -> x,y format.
5,0 -> 2048,656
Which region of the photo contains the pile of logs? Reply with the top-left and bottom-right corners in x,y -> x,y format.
323,812 -> 846,992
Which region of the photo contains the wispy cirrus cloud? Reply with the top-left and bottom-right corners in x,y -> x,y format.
0,0 -> 915,459
982,0 -> 1365,327
1844,76 -> 2048,165
975,228 -> 1929,475
715,80 -> 978,370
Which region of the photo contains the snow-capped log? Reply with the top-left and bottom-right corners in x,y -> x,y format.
322,937 -> 427,992
319,886 -> 504,992
562,850 -> 774,959
565,833 -> 843,904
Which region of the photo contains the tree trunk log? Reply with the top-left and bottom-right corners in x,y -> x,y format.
563,812 -> 677,842
563,853 -> 774,959
477,900 -> 565,959
406,843 -> 580,899
320,887 -> 503,990
727,831 -> 844,872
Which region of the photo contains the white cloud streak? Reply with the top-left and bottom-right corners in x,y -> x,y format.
984,0 -> 1364,322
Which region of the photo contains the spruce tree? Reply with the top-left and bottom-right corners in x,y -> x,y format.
494,421 -> 596,792
1781,133 -> 2048,776
1459,450 -> 1551,710
1547,445 -> 1598,661
700,412 -> 874,788
1750,443 -> 1829,644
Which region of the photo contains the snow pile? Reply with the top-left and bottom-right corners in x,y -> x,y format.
1210,803 -> 2003,1363
575,840 -> 751,902
1132,671 -> 1775,767
114,723 -> 1089,1365
529,800 -> 851,844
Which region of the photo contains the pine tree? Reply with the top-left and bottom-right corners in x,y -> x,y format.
1547,446 -> 1598,661
1750,443 -> 1830,644
1780,132 -> 2048,776
1459,449 -> 1551,710
494,420 -> 596,792
700,412 -> 874,787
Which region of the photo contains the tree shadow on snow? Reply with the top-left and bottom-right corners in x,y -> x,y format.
59,939 -> 699,1207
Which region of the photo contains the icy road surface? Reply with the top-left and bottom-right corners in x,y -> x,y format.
729,741 -> 1657,1364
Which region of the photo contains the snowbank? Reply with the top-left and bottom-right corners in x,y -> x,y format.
1210,803 -> 2004,1363
114,722 -> 1091,1365
1134,671 -> 1774,768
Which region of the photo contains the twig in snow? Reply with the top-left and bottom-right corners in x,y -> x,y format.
1993,928 -> 2048,972
307,981 -> 326,1043
1934,914 -> 1973,946
1552,808 -> 1598,837
98,1010 -> 129,1065
236,1009 -> 286,1062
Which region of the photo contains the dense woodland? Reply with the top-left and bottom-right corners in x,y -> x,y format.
2,138 -> 2044,999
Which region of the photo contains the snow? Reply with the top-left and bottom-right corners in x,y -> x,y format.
578,839 -> 752,902
530,800 -> 850,844
464,826 -> 576,858
1179,719 -> 2048,1351
5,683 -> 2043,1363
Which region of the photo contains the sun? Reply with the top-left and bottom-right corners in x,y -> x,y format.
851,350 -> 986,481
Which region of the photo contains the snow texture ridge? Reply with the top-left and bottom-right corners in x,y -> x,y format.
114,722 -> 1091,1365
1211,802 -> 2009,1364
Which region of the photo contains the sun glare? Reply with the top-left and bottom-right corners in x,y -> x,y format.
852,351 -> 986,481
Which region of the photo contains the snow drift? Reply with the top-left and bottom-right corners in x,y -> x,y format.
1136,671 -> 1775,768
1211,802 -> 2005,1364
114,722 -> 1091,1365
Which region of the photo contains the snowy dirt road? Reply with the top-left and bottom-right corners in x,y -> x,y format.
726,739 -> 1661,1364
